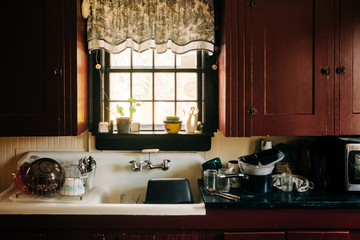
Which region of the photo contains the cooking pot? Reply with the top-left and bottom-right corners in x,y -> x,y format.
219,172 -> 273,193
220,149 -> 285,193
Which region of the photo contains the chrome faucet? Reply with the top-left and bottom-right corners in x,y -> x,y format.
129,159 -> 170,171
129,149 -> 170,171
140,159 -> 171,171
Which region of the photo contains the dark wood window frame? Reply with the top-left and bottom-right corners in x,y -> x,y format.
89,50 -> 218,151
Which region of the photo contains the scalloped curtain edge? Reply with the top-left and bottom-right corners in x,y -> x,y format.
88,38 -> 214,55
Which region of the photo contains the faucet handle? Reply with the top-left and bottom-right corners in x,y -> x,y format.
142,160 -> 154,170
129,160 -> 139,172
162,159 -> 171,171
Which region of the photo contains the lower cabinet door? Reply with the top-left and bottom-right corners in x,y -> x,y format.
111,231 -> 196,240
287,231 -> 349,240
127,234 -> 193,240
224,232 -> 285,240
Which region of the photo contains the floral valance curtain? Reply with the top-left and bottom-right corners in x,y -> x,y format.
82,0 -> 215,54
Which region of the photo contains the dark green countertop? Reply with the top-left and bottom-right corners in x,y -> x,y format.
198,179 -> 360,209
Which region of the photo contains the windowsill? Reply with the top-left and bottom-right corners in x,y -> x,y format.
92,131 -> 214,151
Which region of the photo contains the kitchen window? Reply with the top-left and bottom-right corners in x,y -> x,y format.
90,49 -> 218,151
105,49 -> 202,131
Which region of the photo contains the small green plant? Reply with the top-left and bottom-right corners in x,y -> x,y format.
163,115 -> 182,123
116,98 -> 141,118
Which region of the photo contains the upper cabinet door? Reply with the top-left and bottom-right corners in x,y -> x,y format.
0,0 -> 88,136
337,0 -> 360,135
248,0 -> 334,136
1,0 -> 62,136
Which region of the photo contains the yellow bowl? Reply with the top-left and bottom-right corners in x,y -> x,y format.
164,123 -> 182,134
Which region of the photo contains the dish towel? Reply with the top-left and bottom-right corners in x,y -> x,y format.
272,174 -> 314,192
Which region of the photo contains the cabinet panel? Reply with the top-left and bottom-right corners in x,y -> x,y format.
350,231 -> 360,240
224,232 -> 285,240
0,0 -> 88,136
1,0 -> 62,136
338,0 -> 360,135
287,231 -> 349,240
258,1 -> 314,115
249,0 -> 333,136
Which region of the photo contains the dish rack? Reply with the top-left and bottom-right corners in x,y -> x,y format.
11,170 -> 95,202
11,157 -> 96,202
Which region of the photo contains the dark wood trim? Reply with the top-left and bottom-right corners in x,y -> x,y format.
218,0 -> 246,137
63,0 -> 88,136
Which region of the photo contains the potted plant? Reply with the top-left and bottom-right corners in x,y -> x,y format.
116,98 -> 140,133
163,115 -> 182,134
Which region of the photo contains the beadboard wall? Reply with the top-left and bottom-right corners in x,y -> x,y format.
0,131 -> 301,193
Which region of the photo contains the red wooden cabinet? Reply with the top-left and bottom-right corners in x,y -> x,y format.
337,0 -> 360,135
219,0 -> 360,137
224,231 -> 350,240
248,0 -> 333,136
0,0 -> 88,136
287,231 -> 349,240
1,211 -> 359,240
224,232 -> 285,240
3,230 -> 200,240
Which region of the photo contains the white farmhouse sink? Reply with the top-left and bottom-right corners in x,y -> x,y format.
0,151 -> 206,215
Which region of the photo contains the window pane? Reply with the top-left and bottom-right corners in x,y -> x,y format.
177,102 -> 198,118
133,73 -> 153,100
110,102 -> 130,120
133,49 -> 152,67
154,102 -> 175,129
176,51 -> 197,68
155,50 -> 175,68
133,102 -> 152,130
110,73 -> 130,100
110,49 -> 131,67
177,73 -> 197,100
155,73 -> 175,100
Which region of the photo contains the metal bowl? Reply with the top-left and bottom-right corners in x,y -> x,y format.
238,160 -> 275,175
24,158 -> 65,195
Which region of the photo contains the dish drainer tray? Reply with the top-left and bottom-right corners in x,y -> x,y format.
9,187 -> 98,203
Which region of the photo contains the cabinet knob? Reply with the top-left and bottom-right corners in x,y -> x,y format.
53,68 -> 63,77
248,108 -> 257,116
336,66 -> 346,75
320,67 -> 331,76
248,0 -> 256,7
